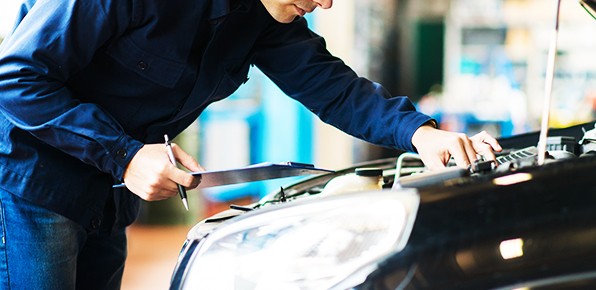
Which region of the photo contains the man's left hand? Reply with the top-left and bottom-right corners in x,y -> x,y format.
411,125 -> 503,170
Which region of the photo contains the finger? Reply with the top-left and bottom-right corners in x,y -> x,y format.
168,143 -> 203,188
471,131 -> 502,161
483,136 -> 502,152
135,162 -> 187,197
474,141 -> 497,161
462,137 -> 478,164
473,131 -> 503,152
186,175 -> 202,189
132,183 -> 178,201
450,138 -> 473,168
170,143 -> 203,172
166,164 -> 198,189
451,150 -> 470,168
147,191 -> 178,201
422,155 -> 448,171
143,175 -> 180,198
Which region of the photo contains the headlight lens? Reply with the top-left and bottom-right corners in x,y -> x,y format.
182,189 -> 420,290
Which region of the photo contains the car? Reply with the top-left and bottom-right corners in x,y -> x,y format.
168,120 -> 596,290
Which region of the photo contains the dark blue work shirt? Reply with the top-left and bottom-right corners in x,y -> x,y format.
0,0 -> 432,230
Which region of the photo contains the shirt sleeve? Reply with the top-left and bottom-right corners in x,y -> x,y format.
0,0 -> 143,180
253,17 -> 433,152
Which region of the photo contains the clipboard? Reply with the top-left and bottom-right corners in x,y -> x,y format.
191,162 -> 334,188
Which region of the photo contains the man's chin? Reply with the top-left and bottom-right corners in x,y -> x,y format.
260,1 -> 300,23
272,14 -> 299,23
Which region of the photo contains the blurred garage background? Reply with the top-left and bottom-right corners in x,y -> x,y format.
1,0 -> 596,289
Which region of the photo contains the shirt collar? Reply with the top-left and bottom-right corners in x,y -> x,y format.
209,0 -> 252,20
209,0 -> 230,20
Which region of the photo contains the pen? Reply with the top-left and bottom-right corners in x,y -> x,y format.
164,134 -> 189,211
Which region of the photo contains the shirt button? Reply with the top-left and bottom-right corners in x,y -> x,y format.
116,149 -> 127,159
91,217 -> 102,229
137,61 -> 148,71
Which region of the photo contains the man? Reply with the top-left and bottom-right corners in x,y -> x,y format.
0,0 -> 501,288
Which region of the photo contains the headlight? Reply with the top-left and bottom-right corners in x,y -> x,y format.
181,189 -> 420,290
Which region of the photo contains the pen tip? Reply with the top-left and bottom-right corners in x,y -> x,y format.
182,198 -> 189,211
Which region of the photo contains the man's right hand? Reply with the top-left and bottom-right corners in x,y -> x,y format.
122,143 -> 204,201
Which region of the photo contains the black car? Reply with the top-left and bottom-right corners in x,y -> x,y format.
169,120 -> 596,290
